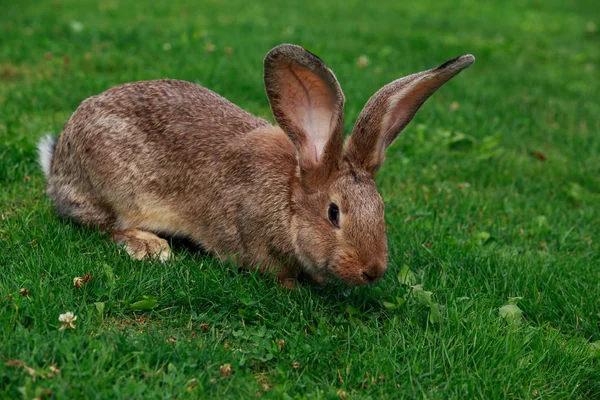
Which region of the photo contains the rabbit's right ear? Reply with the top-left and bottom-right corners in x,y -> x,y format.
264,44 -> 345,185
344,54 -> 475,176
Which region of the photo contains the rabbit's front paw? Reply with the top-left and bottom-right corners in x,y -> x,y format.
111,229 -> 171,262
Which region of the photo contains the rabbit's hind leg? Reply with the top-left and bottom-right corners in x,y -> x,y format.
47,179 -> 116,229
111,229 -> 171,262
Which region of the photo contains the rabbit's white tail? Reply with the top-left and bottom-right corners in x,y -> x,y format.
38,134 -> 57,178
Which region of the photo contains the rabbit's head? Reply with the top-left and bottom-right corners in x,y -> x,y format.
264,44 -> 474,285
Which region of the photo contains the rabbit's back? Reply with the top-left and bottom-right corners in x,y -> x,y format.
47,79 -> 278,237
67,79 -> 269,146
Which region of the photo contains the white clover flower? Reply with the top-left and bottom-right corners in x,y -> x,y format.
58,311 -> 77,330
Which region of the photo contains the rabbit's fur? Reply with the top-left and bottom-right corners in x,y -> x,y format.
39,44 -> 474,286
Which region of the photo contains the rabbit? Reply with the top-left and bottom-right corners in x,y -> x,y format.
38,44 -> 474,286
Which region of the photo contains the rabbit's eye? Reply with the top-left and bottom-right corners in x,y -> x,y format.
328,202 -> 340,229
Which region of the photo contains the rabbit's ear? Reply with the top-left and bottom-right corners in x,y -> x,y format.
345,54 -> 474,176
264,44 -> 345,183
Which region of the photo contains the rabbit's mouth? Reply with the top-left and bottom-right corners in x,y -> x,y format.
322,260 -> 361,286
326,258 -> 386,286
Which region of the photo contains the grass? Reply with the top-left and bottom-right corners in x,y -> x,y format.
1,0 -> 599,398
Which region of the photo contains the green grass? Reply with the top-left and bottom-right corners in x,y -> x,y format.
1,0 -> 599,398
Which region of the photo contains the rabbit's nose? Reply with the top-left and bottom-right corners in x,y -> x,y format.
361,263 -> 386,284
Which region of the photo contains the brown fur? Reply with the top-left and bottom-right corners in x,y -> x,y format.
41,44 -> 474,286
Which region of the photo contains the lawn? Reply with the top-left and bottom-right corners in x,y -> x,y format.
1,0 -> 599,398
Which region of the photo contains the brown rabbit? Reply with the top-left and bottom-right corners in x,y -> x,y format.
38,44 -> 474,286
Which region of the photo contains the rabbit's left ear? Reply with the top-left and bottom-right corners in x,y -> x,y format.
345,54 -> 474,176
264,44 -> 345,185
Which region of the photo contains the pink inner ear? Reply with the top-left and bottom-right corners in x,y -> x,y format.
276,64 -> 337,162
384,75 -> 441,143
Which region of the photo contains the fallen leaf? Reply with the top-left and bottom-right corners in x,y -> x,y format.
94,302 -> 105,317
429,303 -> 442,324
45,364 -> 60,379
186,378 -> 197,391
590,341 -> 600,359
70,20 -> 84,33
447,132 -> 475,151
382,300 -> 398,310
535,215 -> 547,227
412,284 -> 433,306
198,323 -> 210,332
6,359 -> 37,379
356,55 -> 369,68
102,264 -> 115,288
565,182 -> 591,205
528,150 -> 547,161
397,264 -> 416,286
474,231 -> 492,245
128,296 -> 158,311
499,303 -> 523,326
